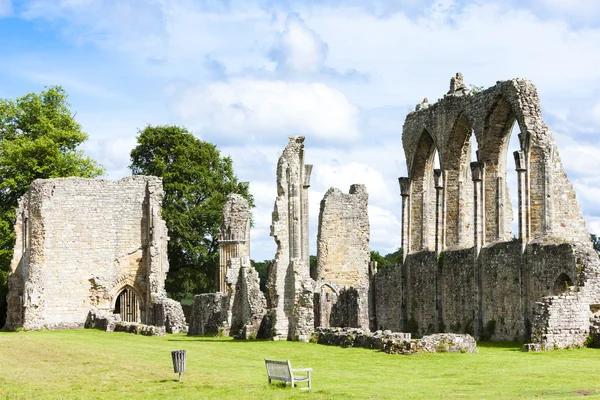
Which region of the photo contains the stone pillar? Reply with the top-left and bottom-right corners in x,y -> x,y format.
471,162 -> 486,252
433,169 -> 446,255
518,132 -> 531,241
398,177 -> 411,260
302,164 -> 313,264
217,194 -> 251,293
514,151 -> 528,248
268,136 -> 314,341
471,162 -> 485,340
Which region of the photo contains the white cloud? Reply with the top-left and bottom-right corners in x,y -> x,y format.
170,79 -> 360,142
271,13 -> 328,74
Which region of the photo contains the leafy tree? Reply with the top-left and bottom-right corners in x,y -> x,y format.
0,86 -> 104,327
592,234 -> 600,255
129,125 -> 253,298
250,259 -> 269,292
370,250 -> 391,268
384,247 -> 403,266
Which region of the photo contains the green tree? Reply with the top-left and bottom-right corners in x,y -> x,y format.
129,125 -> 253,298
250,259 -> 269,292
370,250 -> 391,268
591,234 -> 600,254
0,86 -> 104,327
384,247 -> 403,266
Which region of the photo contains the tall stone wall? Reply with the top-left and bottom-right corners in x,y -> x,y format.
5,176 -> 169,331
316,184 -> 370,329
392,75 -> 600,348
267,136 -> 314,341
372,266 -> 402,331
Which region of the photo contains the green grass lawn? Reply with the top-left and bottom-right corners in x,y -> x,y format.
1,330 -> 600,399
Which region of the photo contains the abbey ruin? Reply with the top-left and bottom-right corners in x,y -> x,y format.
5,75 -> 599,352
190,76 -> 600,350
4,176 -> 179,331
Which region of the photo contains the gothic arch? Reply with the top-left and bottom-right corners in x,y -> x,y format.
443,113 -> 477,248
409,129 -> 439,252
480,97 -> 522,242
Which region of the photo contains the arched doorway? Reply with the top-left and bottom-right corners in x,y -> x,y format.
114,286 -> 141,323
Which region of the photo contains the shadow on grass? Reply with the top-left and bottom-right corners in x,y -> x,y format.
477,341 -> 522,351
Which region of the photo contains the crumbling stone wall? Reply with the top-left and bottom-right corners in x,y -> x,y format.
188,194 -> 267,338
267,136 -> 314,341
316,185 -> 370,329
391,75 -> 600,348
217,194 -> 250,292
5,176 -> 169,331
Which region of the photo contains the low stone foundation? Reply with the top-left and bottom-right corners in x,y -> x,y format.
312,327 -> 477,355
113,321 -> 166,336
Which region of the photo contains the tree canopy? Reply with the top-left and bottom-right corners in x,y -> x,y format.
0,85 -> 104,327
129,125 -> 253,298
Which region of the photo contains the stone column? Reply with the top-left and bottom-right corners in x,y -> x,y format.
471,162 -> 486,252
471,161 -> 485,340
518,132 -> 531,242
398,177 -> 411,260
514,151 -> 528,248
433,169 -> 446,255
302,164 -> 313,264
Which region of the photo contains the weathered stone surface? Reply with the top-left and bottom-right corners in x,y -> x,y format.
267,136 -> 314,341
113,321 -> 166,336
312,327 -> 476,355
188,293 -> 226,336
217,194 -> 251,292
4,176 -> 169,331
188,193 -> 267,338
230,258 -> 267,338
316,184 -> 370,329
383,333 -> 478,355
391,74 -> 600,349
162,298 -> 187,334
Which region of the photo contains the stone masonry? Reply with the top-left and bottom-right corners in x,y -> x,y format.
188,194 -> 267,338
382,74 -> 600,349
267,136 -> 314,341
4,176 -> 170,331
217,194 -> 251,292
315,184 -> 370,329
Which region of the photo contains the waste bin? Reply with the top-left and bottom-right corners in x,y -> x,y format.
171,350 -> 186,382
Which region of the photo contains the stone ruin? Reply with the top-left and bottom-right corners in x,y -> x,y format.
188,137 -> 373,341
191,78 -> 600,352
3,176 -> 186,333
13,75 -> 583,352
380,74 -> 600,349
188,194 -> 267,338
315,184 -> 372,330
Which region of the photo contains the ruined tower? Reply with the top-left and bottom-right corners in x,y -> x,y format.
267,136 -> 314,341
315,184 -> 370,329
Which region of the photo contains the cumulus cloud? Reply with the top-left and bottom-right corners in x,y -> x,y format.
270,13 -> 328,74
170,79 -> 360,142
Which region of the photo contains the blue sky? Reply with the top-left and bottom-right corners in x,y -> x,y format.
1,0 -> 600,261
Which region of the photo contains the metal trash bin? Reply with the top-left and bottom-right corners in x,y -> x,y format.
171,350 -> 186,382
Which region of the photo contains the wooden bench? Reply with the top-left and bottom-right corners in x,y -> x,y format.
264,359 -> 312,390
